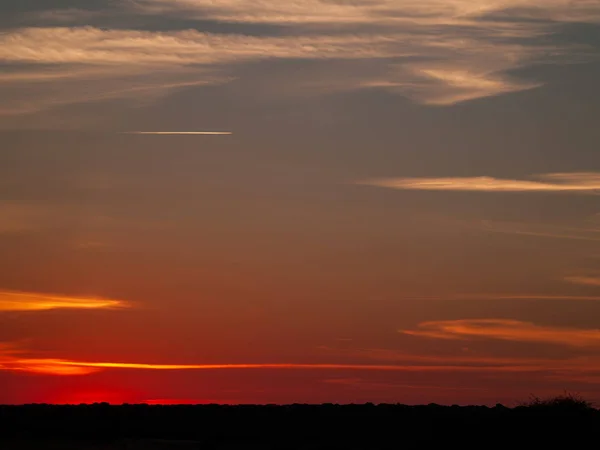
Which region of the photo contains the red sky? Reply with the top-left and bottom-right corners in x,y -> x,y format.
2,0 -> 600,406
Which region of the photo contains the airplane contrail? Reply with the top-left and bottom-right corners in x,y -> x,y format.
124,131 -> 232,135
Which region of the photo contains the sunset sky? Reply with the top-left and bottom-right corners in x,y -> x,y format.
2,0 -> 600,406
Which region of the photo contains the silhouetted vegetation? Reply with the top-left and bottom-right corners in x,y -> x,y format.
518,392 -> 595,412
0,397 -> 598,448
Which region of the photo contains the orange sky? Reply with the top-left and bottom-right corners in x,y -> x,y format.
2,0 -> 600,406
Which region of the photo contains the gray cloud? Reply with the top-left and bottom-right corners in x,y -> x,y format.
0,0 -> 598,116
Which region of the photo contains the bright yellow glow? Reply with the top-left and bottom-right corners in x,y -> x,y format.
0,290 -> 129,312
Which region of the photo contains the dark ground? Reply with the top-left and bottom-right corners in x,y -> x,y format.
1,403 -> 599,448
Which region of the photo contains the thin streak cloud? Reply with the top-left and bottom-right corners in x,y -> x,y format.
0,359 -> 549,376
401,319 -> 600,347
565,276 -> 600,287
0,290 -> 129,312
0,342 -> 555,376
359,173 -> 600,193
480,220 -> 600,243
4,344 -> 600,380
408,294 -> 600,301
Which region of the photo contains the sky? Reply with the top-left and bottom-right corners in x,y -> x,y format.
1,0 -> 600,406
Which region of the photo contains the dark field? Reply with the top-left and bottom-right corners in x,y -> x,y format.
2,401 -> 600,448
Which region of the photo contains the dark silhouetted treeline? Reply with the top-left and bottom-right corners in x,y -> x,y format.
1,401 -> 599,448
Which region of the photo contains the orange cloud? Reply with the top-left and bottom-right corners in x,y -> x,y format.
4,360 -> 538,373
564,276 -> 600,287
402,319 -> 600,347
4,348 -> 600,383
7,359 -> 100,376
0,290 -> 129,312
359,173 -> 600,193
0,354 -> 553,376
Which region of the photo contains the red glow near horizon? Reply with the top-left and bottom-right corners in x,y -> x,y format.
144,399 -> 233,405
43,387 -> 141,405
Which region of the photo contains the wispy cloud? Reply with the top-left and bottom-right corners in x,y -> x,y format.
480,294 -> 600,301
401,319 -> 600,347
136,0 -> 600,27
0,27 -> 402,115
2,0 -> 598,117
4,360 -> 541,374
480,220 -> 600,242
0,343 -> 100,375
320,346 -> 600,386
565,276 -> 600,287
378,293 -> 600,302
5,351 -> 600,379
0,28 -> 401,66
359,173 -> 600,193
0,341 -> 560,377
0,203 -> 65,234
0,64 -> 227,116
322,377 -> 486,392
321,346 -> 559,367
0,290 -> 129,312
5,341 -> 600,380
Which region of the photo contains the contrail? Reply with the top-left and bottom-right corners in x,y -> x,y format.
124,131 -> 232,135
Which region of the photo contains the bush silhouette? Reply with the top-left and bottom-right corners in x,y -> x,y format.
518,392 -> 595,413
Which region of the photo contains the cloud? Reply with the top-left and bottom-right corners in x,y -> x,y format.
0,27 -> 407,115
365,66 -> 541,106
2,0 -> 597,117
5,340 -> 600,379
6,360 -> 538,374
401,319 -> 600,347
0,290 -> 129,312
323,346 -> 558,367
359,173 -> 600,193
461,294 -> 600,301
0,27 -> 404,66
136,0 -> 600,26
0,343 -> 101,375
0,203 -> 66,234
565,276 -> 600,287
356,293 -> 600,302
322,377 -> 486,392
480,220 -> 600,242
0,346 -> 555,376
5,359 -> 102,376
0,64 -> 227,116
127,0 -> 597,106
4,352 -> 600,378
